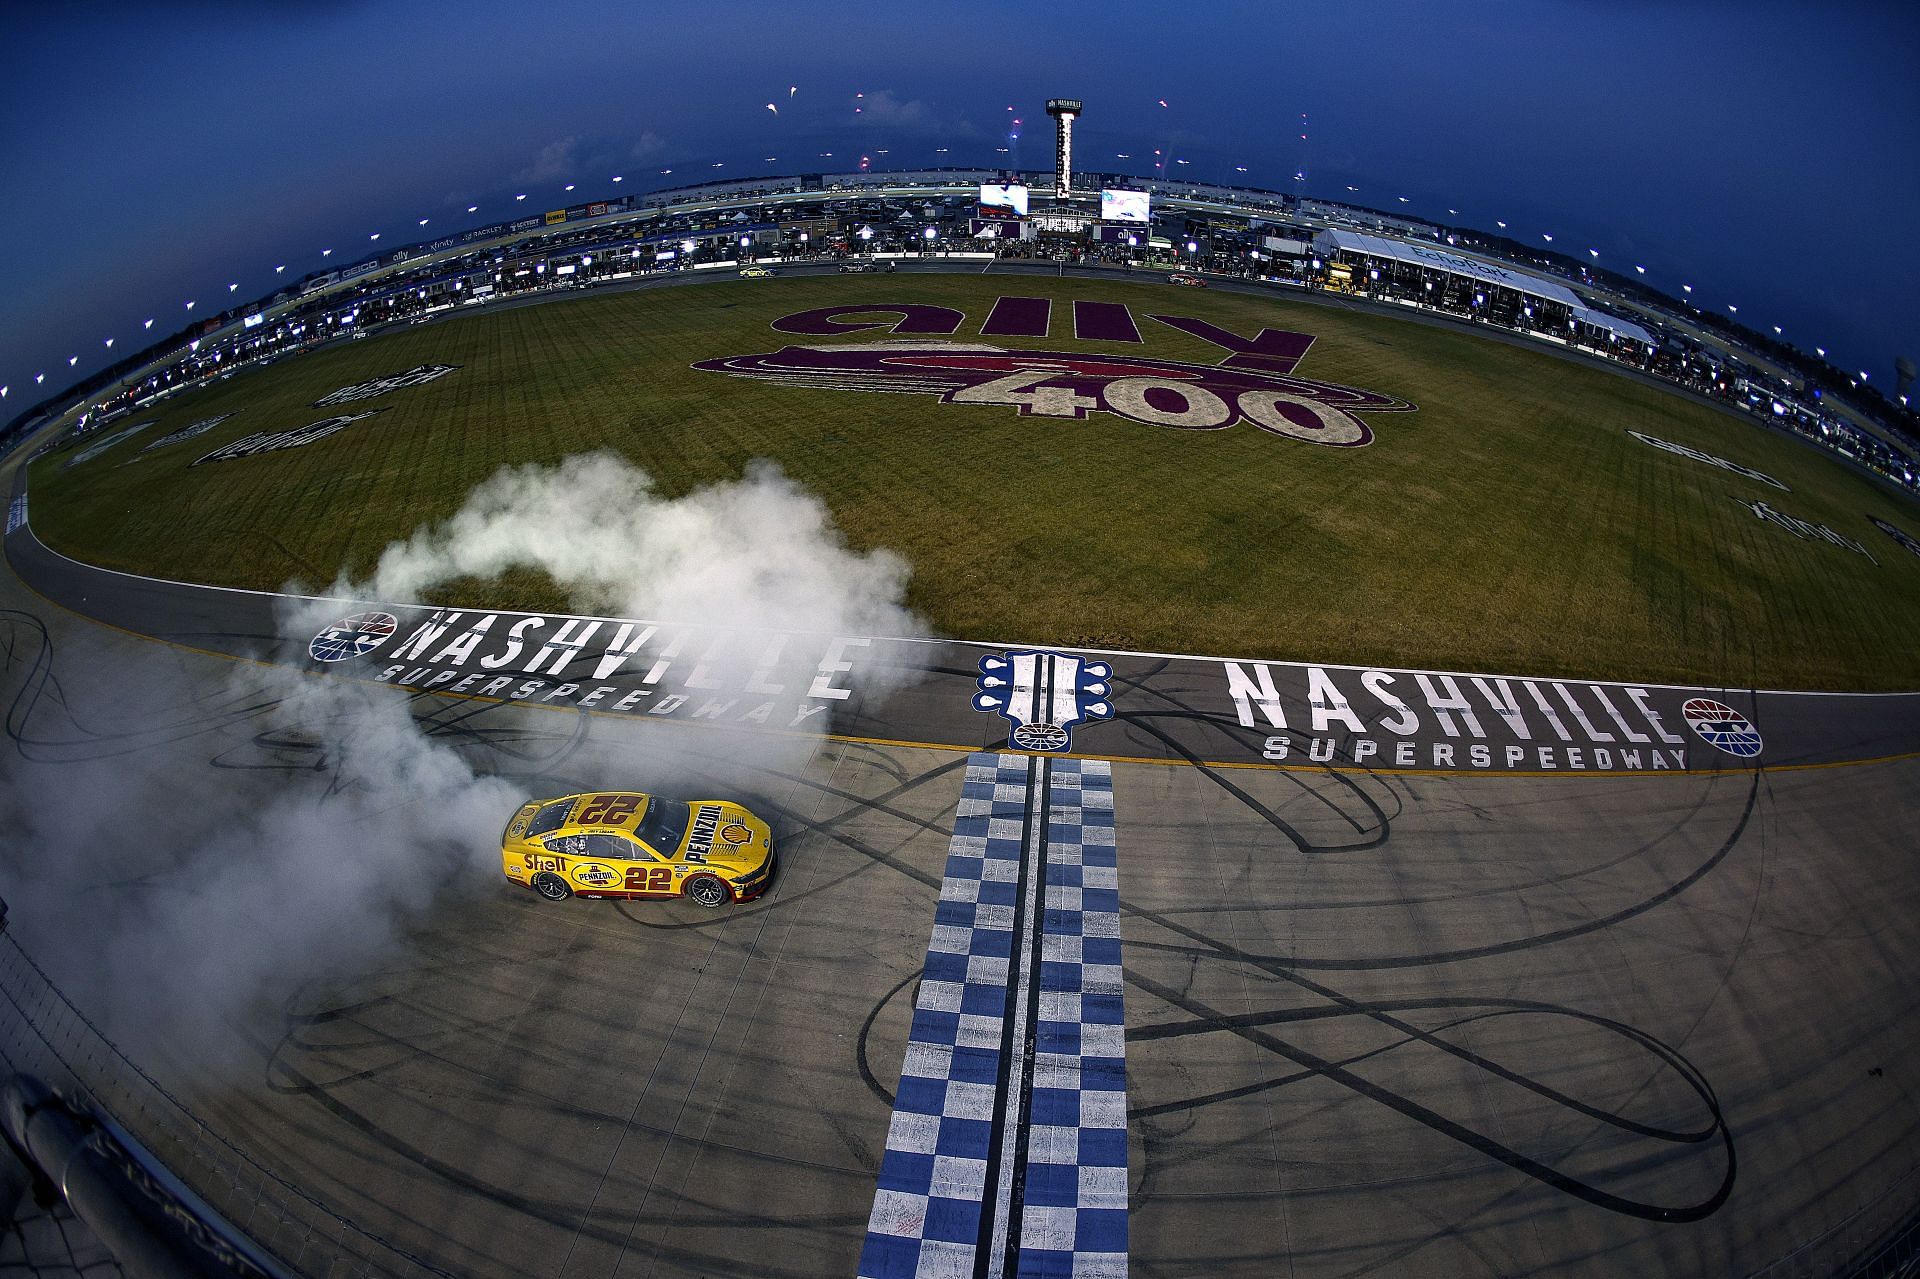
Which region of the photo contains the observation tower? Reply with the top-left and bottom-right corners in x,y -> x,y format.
1046,98 -> 1083,199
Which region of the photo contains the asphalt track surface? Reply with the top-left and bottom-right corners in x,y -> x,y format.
6,274 -> 1920,1277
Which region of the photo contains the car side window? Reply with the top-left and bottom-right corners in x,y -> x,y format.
545,833 -> 620,858
618,836 -> 658,862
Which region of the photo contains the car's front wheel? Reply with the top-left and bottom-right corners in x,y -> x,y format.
531,872 -> 572,901
684,875 -> 730,909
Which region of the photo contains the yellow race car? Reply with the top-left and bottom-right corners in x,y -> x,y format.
501,791 -> 774,907
738,265 -> 776,279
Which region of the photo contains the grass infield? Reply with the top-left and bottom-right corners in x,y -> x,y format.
28,273 -> 1920,690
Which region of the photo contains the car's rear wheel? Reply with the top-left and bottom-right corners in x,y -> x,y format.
532,872 -> 572,901
684,875 -> 730,909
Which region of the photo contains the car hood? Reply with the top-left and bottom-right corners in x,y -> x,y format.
676,800 -> 771,867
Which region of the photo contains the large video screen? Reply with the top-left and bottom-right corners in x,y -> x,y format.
1101,188 -> 1152,224
979,183 -> 1029,217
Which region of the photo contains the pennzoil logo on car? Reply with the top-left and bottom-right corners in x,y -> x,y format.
684,804 -> 726,862
571,863 -> 621,888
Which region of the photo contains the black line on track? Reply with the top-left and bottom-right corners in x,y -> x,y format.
1001,746 -> 1054,1279
973,748 -> 1042,1278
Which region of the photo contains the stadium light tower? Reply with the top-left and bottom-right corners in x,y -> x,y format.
1046,98 -> 1083,199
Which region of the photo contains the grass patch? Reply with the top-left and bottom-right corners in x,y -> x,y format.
30,274 -> 1920,689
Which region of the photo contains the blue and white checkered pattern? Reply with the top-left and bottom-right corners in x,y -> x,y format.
5,493 -> 26,536
1021,756 -> 1125,1276
859,752 -> 1126,1279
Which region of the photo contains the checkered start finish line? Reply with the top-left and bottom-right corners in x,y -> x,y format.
860,752 -> 1127,1279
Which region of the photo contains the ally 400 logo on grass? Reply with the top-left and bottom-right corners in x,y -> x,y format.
695,300 -> 1416,445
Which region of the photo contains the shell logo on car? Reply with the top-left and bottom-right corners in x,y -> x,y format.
500,790 -> 775,908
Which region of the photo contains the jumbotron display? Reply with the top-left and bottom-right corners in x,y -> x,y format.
1100,188 -> 1151,223
979,182 -> 1029,217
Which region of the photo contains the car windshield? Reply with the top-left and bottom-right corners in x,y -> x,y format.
526,799 -> 574,839
635,798 -> 691,853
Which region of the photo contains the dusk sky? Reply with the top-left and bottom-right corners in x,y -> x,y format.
3,0 -> 1917,415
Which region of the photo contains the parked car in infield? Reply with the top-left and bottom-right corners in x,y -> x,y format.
501,791 -> 774,907
738,265 -> 776,279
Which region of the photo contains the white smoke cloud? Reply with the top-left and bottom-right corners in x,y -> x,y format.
0,635 -> 523,1064
2,453 -> 926,1068
361,452 -> 916,643
27,677 -> 519,1057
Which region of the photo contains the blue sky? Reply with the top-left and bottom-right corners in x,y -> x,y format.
3,0 -> 1917,410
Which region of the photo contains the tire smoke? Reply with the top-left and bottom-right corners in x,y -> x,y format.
360,452 -> 917,647
1,453 -> 926,1070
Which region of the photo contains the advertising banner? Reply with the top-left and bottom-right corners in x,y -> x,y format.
1031,213 -> 1091,234
970,217 -> 1024,239
545,209 -> 567,225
